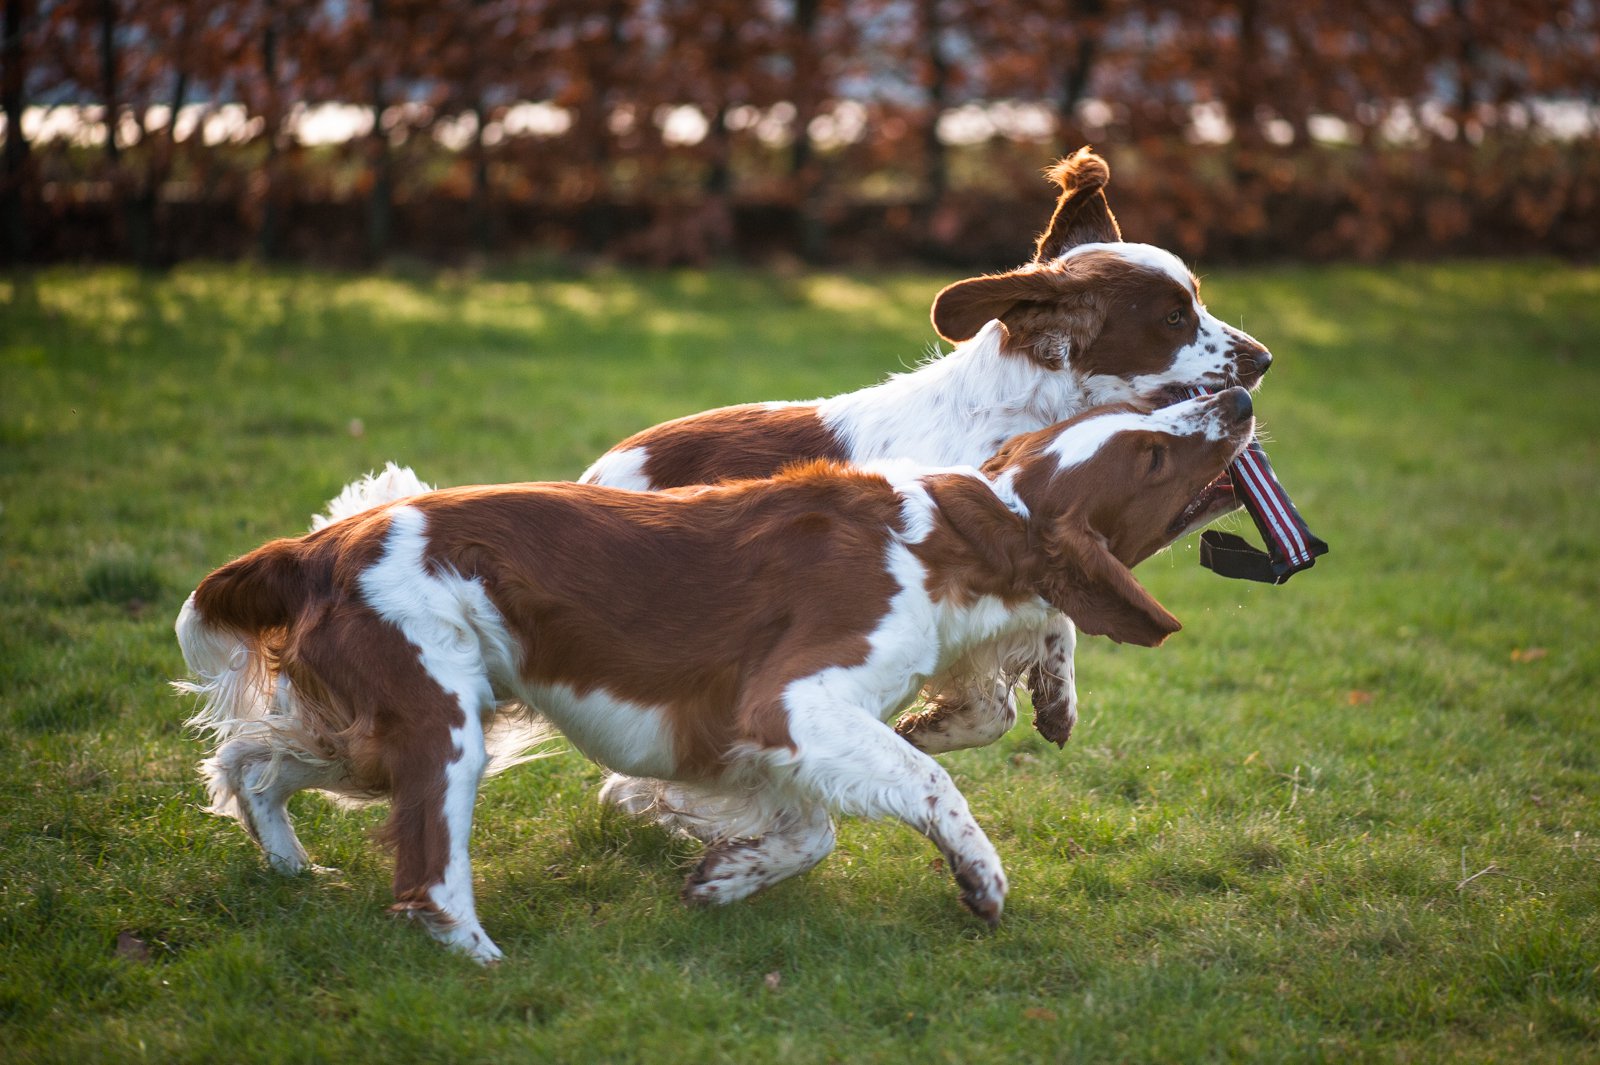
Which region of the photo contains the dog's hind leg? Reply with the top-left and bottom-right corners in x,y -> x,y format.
385,695 -> 498,963
597,772 -> 669,820
681,803 -> 836,906
203,736 -> 348,875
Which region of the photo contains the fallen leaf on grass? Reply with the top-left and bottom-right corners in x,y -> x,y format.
115,931 -> 151,963
1023,1007 -> 1060,1022
1510,647 -> 1549,663
1347,690 -> 1375,706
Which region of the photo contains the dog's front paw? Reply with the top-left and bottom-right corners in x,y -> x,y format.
952,860 -> 1008,928
1027,663 -> 1077,747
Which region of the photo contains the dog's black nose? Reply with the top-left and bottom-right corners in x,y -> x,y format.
1218,386 -> 1252,421
1250,350 -> 1273,377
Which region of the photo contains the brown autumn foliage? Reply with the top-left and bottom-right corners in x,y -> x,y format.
4,0 -> 1597,266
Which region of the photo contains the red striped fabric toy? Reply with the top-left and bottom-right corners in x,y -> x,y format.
1185,386 -> 1328,584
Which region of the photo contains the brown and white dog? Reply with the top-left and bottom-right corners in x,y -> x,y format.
581,149 -> 1271,494
581,148 -> 1274,780
175,390 -> 1255,961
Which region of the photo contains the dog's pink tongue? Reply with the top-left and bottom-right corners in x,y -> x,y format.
1180,387 -> 1328,584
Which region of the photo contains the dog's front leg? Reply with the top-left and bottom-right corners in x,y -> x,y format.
1027,613 -> 1078,746
790,710 -> 1008,925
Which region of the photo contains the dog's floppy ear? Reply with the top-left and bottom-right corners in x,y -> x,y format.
932,270 -> 1043,344
1033,147 -> 1122,262
930,263 -> 1108,370
918,474 -> 1031,597
1036,519 -> 1180,647
931,263 -> 1101,346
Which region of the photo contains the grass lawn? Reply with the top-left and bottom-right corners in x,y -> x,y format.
2,259 -> 1598,1063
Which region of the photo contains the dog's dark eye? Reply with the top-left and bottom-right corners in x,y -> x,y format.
1149,446 -> 1166,474
1165,309 -> 1186,326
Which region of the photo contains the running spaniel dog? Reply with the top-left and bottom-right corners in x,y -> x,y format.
582,149 -> 1271,492
175,390 -> 1255,961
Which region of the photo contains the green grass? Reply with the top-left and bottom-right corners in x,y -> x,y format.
3,259 -> 1598,1063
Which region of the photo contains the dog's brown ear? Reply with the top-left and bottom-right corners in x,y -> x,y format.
919,474 -> 1031,598
1036,519 -> 1180,647
1033,147 -> 1122,262
930,263 -> 1108,369
931,264 -> 1094,345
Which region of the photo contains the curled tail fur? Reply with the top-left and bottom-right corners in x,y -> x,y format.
311,462 -> 432,530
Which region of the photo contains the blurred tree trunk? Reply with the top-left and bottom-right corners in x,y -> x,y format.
470,97 -> 490,256
1225,0 -> 1263,184
1449,0 -> 1479,143
699,11 -> 737,259
467,0 -> 491,257
1057,0 -> 1102,152
920,0 -> 948,213
98,0 -> 133,260
146,59 -> 186,267
2,0 -> 30,263
704,103 -> 730,198
580,1 -> 627,251
99,0 -> 118,168
366,0 -> 393,262
790,0 -> 825,261
140,2 -> 194,270
259,1 -> 283,260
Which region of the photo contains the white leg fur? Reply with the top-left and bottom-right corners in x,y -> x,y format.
413,708 -> 499,963
598,772 -> 794,847
785,708 -> 1008,923
597,773 -> 676,824
202,739 -> 348,874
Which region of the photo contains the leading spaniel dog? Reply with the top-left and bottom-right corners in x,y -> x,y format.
582,149 -> 1271,494
176,390 -> 1255,961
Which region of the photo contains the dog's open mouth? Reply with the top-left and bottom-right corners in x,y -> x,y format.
1153,383 -> 1232,409
1153,385 -> 1198,408
1169,473 -> 1237,535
